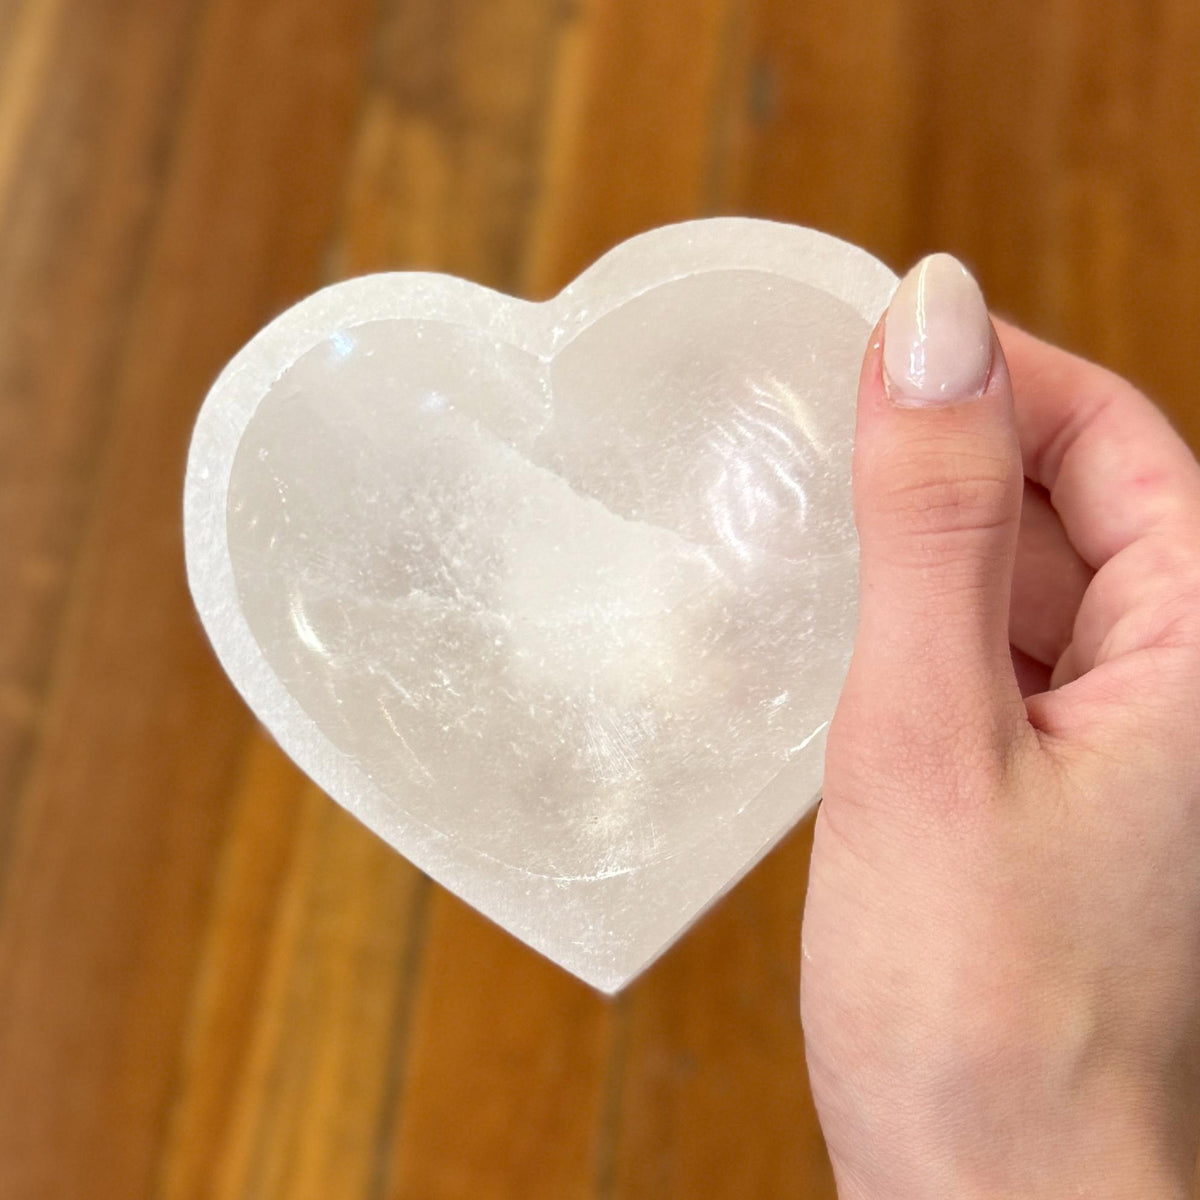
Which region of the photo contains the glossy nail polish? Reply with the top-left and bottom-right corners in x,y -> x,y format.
883,253 -> 992,407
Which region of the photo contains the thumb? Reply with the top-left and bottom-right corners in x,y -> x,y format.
848,253 -> 1025,735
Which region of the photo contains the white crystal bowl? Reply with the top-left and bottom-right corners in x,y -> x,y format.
185,218 -> 897,991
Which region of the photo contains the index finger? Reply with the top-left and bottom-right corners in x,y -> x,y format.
996,319 -> 1200,569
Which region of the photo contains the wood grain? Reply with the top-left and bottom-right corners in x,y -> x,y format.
155,733 -> 424,1200
0,1 -> 375,1196
1,1 -> 1199,1197
523,0 -> 736,295
0,0 -> 204,876
608,823 -> 836,1199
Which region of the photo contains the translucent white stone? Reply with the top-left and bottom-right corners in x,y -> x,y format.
184,219 -> 897,991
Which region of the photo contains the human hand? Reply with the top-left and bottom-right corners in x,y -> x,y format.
801,254 -> 1200,1198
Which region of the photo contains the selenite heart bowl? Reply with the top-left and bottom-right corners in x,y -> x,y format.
184,218 -> 897,991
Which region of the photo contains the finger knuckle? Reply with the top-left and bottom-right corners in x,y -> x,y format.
871,462 -> 1019,543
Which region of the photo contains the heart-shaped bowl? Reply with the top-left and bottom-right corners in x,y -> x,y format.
185,218 -> 897,991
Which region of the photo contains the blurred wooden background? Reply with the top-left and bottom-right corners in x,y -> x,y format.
1,1 -> 1198,1197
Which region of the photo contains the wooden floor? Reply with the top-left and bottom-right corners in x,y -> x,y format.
1,1 -> 1199,1196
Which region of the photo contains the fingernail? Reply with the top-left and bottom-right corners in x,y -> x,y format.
883,253 -> 992,407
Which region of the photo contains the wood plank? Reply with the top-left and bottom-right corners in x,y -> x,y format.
892,3 -> 1067,320
1130,1 -> 1200,447
332,0 -> 562,293
611,822 -> 835,1199
522,0 -> 737,296
1031,0 -> 1200,446
0,0 -> 205,875
720,0 -> 915,268
155,733 -> 423,1200
0,0 -> 67,220
0,2 -> 376,1196
150,733 -> 310,1200
385,896 -> 614,1200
